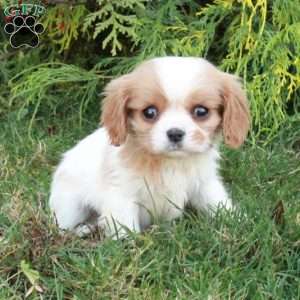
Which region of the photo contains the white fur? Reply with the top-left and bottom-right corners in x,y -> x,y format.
49,128 -> 231,237
153,57 -> 212,102
49,57 -> 234,238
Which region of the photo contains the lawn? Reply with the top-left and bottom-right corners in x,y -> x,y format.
1,0 -> 300,298
1,113 -> 299,299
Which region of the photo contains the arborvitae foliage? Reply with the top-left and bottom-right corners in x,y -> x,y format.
83,0 -> 146,55
0,0 -> 299,143
42,4 -> 89,53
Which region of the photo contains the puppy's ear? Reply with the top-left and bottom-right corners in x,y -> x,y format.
221,74 -> 250,148
101,75 -> 132,146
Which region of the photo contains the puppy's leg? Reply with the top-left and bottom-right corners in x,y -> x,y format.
96,196 -> 141,238
49,187 -> 89,232
189,177 -> 232,215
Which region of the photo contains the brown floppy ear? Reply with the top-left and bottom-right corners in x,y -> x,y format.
100,74 -> 132,146
221,74 -> 250,148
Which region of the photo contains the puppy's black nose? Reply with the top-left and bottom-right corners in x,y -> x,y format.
167,128 -> 185,143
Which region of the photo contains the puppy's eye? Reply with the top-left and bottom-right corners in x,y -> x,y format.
142,106 -> 159,120
193,105 -> 209,118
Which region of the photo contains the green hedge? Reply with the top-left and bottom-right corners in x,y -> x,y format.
1,0 -> 299,143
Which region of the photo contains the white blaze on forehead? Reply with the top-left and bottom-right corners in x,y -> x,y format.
152,57 -> 214,103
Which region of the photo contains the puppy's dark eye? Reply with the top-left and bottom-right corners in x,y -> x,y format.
193,105 -> 209,118
142,106 -> 159,120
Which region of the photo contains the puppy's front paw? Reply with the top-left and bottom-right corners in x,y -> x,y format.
222,198 -> 233,211
97,215 -> 140,240
205,198 -> 234,217
74,224 -> 97,237
215,200 -> 248,221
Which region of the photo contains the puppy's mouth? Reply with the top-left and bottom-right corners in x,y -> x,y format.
164,142 -> 189,157
163,140 -> 213,156
167,142 -> 183,151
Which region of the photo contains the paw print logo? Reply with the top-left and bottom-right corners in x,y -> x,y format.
4,15 -> 44,48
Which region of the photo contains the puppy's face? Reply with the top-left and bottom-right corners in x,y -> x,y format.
101,57 -> 250,157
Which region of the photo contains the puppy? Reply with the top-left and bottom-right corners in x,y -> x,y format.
49,57 -> 250,237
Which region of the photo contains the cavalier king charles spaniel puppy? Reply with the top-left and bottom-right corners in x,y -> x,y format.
49,57 -> 250,237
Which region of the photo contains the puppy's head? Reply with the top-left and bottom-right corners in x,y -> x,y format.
101,57 -> 250,156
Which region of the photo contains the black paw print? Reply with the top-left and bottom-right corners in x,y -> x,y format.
4,15 -> 44,48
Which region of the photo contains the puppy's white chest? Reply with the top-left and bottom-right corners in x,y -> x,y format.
137,166 -> 192,219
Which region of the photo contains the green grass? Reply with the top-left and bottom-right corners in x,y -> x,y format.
0,115 -> 300,300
